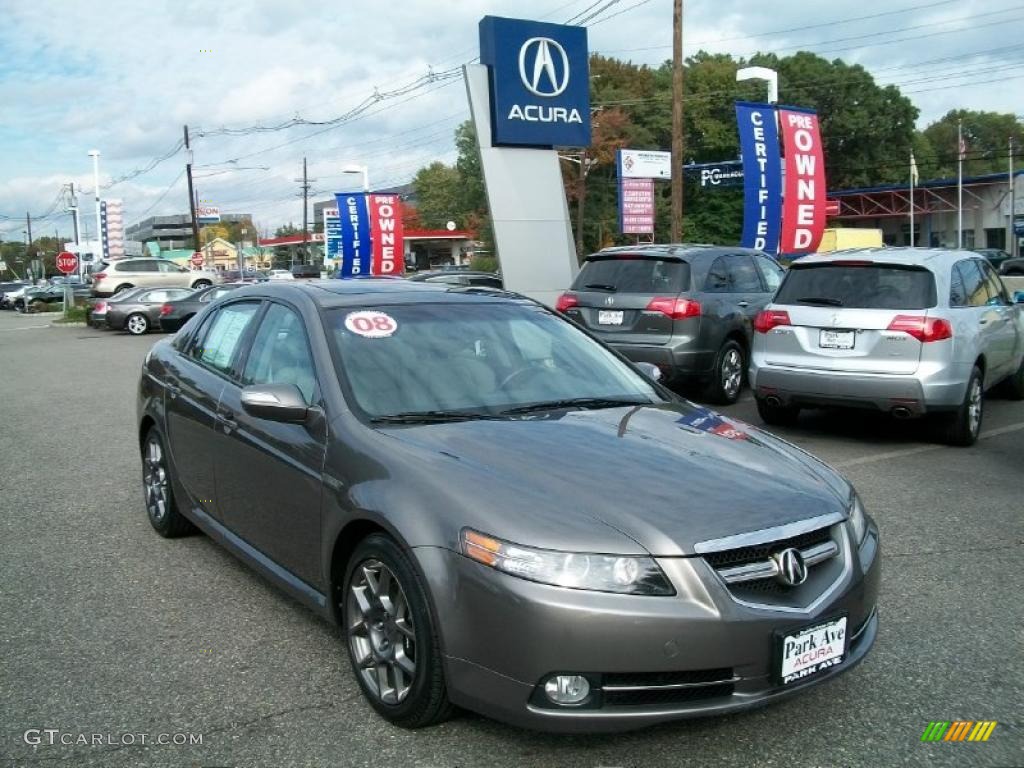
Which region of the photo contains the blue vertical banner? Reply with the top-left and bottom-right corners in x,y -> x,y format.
99,200 -> 109,260
735,102 -> 782,255
335,193 -> 372,278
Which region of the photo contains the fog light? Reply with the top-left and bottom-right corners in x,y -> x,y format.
544,675 -> 590,705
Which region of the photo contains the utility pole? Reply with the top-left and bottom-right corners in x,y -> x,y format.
184,125 -> 200,252
294,157 -> 316,265
1010,137 -> 1017,258
670,0 -> 684,243
25,213 -> 33,276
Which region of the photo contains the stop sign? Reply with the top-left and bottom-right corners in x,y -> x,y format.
56,251 -> 78,274
190,251 -> 204,268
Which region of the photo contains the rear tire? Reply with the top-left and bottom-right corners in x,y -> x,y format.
126,313 -> 150,335
114,283 -> 133,295
756,397 -> 801,427
936,366 -> 983,446
998,358 -> 1024,400
142,428 -> 195,538
342,534 -> 454,729
191,279 -> 212,289
705,340 -> 745,405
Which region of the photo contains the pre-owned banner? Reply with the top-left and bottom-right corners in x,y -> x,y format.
778,107 -> 826,254
367,195 -> 404,276
735,102 -> 782,254
335,193 -> 372,278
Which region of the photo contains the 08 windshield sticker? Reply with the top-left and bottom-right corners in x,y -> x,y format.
344,310 -> 398,338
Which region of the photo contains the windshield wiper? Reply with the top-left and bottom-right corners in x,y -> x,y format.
499,397 -> 652,416
795,296 -> 844,306
370,410 -> 496,424
583,283 -> 618,292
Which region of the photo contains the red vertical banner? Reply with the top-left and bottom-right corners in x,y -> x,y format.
779,108 -> 826,254
368,195 -> 405,276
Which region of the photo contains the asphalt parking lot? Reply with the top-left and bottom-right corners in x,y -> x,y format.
1,311 -> 1021,768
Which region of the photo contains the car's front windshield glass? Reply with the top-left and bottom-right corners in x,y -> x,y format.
328,301 -> 662,419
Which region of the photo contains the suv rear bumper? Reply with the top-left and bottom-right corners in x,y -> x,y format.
609,342 -> 715,380
749,361 -> 969,414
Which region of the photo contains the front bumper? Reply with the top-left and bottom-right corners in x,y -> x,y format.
749,360 -> 969,414
415,523 -> 880,732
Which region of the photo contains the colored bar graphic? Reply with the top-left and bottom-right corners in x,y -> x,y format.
921,721 -> 997,742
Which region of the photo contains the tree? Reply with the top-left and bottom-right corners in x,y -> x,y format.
411,162 -> 461,229
274,223 -> 301,237
922,110 -> 1024,178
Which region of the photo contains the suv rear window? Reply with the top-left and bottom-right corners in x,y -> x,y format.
775,263 -> 937,310
573,257 -> 689,294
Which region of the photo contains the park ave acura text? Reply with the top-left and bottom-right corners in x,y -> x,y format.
137,279 -> 879,732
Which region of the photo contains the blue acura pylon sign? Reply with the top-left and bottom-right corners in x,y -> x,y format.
479,16 -> 591,148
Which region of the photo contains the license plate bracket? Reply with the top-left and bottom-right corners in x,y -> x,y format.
819,329 -> 855,349
775,615 -> 848,686
598,310 -> 624,326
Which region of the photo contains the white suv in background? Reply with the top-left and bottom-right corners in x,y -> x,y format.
750,249 -> 1024,446
90,258 -> 221,298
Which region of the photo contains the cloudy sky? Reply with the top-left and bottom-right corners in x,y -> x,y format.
1,0 -> 1021,241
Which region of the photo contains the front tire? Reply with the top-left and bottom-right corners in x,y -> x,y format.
191,279 -> 212,289
142,428 -> 194,538
936,366 -> 983,446
126,312 -> 150,335
342,534 -> 453,729
114,283 -> 134,295
705,340 -> 745,404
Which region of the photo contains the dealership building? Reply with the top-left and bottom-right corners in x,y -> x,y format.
125,213 -> 253,250
829,170 -> 1023,255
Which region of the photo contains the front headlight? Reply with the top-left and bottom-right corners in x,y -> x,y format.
848,493 -> 868,545
461,529 -> 674,596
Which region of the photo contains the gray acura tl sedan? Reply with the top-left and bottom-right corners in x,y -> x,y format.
137,280 -> 879,732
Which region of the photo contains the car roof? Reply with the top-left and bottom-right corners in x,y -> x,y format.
220,278 -> 523,309
588,244 -> 766,261
789,248 -> 977,269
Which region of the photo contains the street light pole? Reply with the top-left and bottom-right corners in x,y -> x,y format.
670,0 -> 684,243
736,66 -> 779,105
88,150 -> 103,263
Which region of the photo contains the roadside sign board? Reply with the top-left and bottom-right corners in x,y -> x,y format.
56,251 -> 79,274
0,261 -> 7,272
618,149 -> 672,180
197,206 -> 220,224
190,251 -> 204,268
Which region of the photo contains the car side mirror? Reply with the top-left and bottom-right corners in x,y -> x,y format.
635,361 -> 662,382
1014,291 -> 1024,304
240,383 -> 309,423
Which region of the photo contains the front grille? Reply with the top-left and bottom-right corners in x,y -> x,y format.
603,683 -> 735,707
703,526 -> 833,569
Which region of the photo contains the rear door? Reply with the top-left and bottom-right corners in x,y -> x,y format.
765,261 -> 939,374
567,255 -> 690,345
975,259 -> 1018,379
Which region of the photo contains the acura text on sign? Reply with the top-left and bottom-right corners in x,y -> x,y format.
479,16 -> 591,148
779,107 -> 826,253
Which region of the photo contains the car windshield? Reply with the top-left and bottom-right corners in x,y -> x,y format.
573,257 -> 689,294
775,263 -> 937,309
328,302 -> 662,420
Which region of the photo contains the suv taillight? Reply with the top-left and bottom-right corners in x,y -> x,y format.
887,315 -> 952,343
159,303 -> 173,316
646,297 -> 701,319
93,272 -> 107,280
753,309 -> 792,333
555,292 -> 579,313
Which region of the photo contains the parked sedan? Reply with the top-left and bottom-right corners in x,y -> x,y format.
158,283 -> 245,332
407,270 -> 504,289
1000,257 -> 1024,276
107,288 -> 194,334
13,283 -> 91,312
89,287 -> 149,328
0,281 -> 31,309
137,279 -> 879,733
750,249 -> 1024,445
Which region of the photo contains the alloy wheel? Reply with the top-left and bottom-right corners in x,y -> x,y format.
346,559 -> 417,705
143,437 -> 169,523
127,315 -> 148,334
967,378 -> 982,436
722,348 -> 743,399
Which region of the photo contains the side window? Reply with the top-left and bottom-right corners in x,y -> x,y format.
978,260 -> 1008,305
144,290 -> 168,302
755,255 -> 784,293
241,304 -> 318,404
133,260 -> 159,273
957,260 -> 988,307
726,254 -> 763,292
704,256 -> 731,293
195,302 -> 261,375
158,261 -> 183,273
949,264 -> 967,307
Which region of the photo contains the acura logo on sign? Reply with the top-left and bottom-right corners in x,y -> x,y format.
773,548 -> 808,587
519,37 -> 570,97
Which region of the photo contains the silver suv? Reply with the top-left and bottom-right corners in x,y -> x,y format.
90,258 -> 220,298
750,249 -> 1024,445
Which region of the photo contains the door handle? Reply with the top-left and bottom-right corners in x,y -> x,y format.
738,301 -> 750,308
166,383 -> 180,400
218,411 -> 237,432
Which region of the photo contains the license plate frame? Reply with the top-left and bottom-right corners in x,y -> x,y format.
598,309 -> 624,326
775,614 -> 848,686
819,329 -> 855,349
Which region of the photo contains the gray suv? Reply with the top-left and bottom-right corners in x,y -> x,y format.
750,249 -> 1024,445
557,245 -> 784,403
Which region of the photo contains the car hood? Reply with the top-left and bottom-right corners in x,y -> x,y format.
380,402 -> 851,556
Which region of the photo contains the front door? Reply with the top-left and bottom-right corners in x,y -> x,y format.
215,301 -> 326,586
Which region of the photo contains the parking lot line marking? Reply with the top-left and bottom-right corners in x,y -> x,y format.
0,324 -> 50,332
835,421 -> 1024,468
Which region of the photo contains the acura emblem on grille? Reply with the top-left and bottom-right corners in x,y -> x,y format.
772,548 -> 808,586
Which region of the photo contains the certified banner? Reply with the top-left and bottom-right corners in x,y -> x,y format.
778,107 -> 826,254
735,102 -> 782,254
367,195 -> 405,276
335,193 -> 372,278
